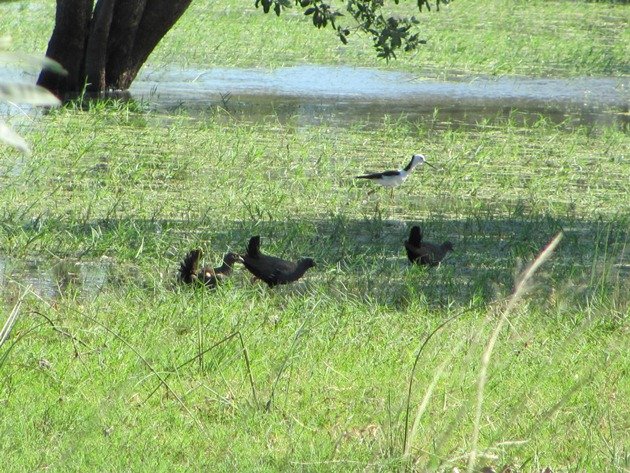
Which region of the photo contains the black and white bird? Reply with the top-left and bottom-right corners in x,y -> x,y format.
355,154 -> 434,192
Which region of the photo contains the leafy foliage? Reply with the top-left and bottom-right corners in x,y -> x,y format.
255,0 -> 450,59
0,37 -> 63,154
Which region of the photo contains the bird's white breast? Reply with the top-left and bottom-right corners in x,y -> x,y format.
378,172 -> 407,187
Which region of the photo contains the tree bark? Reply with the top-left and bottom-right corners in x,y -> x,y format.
105,0 -> 148,87
38,0 -> 193,98
84,0 -> 116,91
37,0 -> 94,98
121,0 -> 193,89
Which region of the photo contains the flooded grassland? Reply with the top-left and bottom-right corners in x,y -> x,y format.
1,0 -> 629,471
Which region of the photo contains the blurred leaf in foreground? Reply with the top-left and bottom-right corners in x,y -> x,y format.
0,36 -> 64,154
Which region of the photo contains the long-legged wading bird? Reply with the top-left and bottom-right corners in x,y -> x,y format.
242,236 -> 315,287
404,226 -> 454,267
178,249 -> 243,289
355,154 -> 434,195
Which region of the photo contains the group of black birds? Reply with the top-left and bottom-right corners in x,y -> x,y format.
178,153 -> 454,290
178,235 -> 316,289
178,227 -> 453,290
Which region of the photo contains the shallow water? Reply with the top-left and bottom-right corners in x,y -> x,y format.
2,65 -> 628,129
130,66 -> 629,129
0,256 -> 111,300
136,65 -> 627,105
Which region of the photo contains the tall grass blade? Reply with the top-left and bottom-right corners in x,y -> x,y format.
0,288 -> 30,348
402,310 -> 466,457
467,232 -> 563,473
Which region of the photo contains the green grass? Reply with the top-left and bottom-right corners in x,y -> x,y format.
1,0 -> 629,76
0,103 -> 628,470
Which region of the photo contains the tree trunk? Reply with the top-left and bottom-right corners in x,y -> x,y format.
84,0 -> 116,91
37,0 -> 193,99
37,0 -> 94,99
114,0 -> 192,90
105,0 -> 148,88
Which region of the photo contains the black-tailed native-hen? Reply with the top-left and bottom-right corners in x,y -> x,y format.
242,236 -> 315,287
178,249 -> 243,289
404,226 -> 454,267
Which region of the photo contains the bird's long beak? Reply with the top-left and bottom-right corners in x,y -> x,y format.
424,161 -> 435,168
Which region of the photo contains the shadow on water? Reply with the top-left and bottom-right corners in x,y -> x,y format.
3,214 -> 627,309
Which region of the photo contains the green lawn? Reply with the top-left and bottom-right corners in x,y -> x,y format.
1,0 -> 629,471
1,104 -> 628,471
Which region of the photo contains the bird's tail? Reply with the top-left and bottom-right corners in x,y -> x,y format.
247,236 -> 261,257
408,226 -> 423,247
178,249 -> 202,284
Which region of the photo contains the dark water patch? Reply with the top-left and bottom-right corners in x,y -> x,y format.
0,256 -> 111,300
131,66 -> 629,130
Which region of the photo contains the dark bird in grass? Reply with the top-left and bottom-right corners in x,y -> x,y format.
355,154 -> 434,194
405,226 -> 454,267
178,249 -> 243,289
242,235 -> 316,287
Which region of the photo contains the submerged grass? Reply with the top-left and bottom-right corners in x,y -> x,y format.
0,102 -> 628,470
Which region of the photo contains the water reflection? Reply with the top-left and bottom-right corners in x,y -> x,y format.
131,66 -> 629,130
0,256 -> 110,300
2,66 -> 628,130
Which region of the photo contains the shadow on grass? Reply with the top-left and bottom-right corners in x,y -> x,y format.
1,213 -> 628,310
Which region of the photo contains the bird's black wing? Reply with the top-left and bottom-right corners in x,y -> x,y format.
267,263 -> 304,287
356,170 -> 400,179
266,268 -> 284,287
178,249 -> 202,284
355,172 -> 383,179
243,254 -> 296,284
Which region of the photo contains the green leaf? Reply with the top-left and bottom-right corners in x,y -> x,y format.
0,83 -> 62,106
0,119 -> 29,154
0,52 -> 67,75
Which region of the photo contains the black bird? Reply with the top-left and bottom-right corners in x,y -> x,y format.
405,226 -> 454,266
242,236 -> 315,287
178,249 -> 243,289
